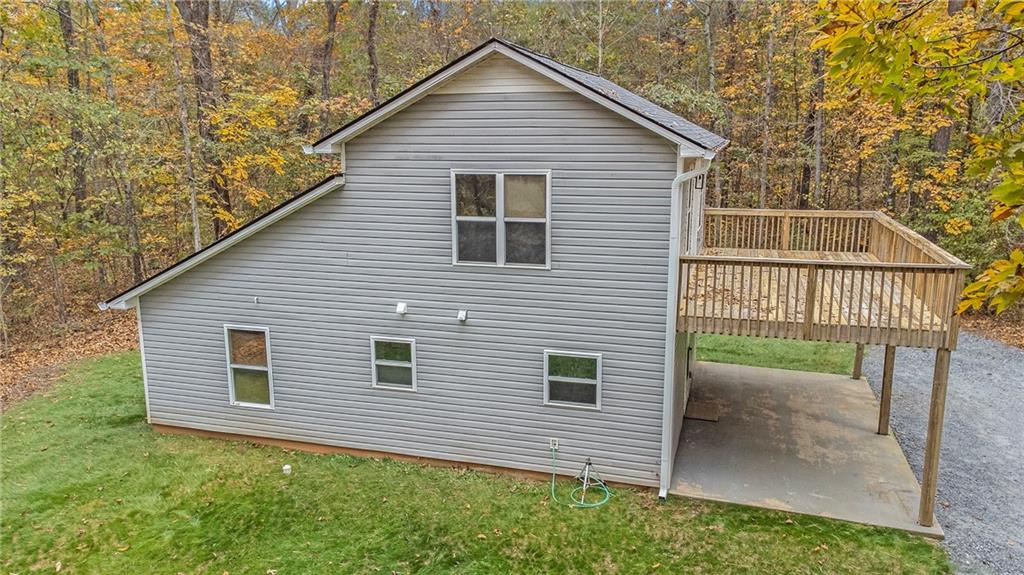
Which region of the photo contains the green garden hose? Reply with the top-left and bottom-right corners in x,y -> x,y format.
549,448 -> 611,508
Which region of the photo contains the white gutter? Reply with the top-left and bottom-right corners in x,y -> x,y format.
659,155 -> 712,499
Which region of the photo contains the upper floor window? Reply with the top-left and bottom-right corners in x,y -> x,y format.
225,325 -> 274,409
452,171 -> 550,268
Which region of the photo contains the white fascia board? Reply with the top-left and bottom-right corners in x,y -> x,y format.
99,175 -> 345,310
312,43 -> 715,155
680,147 -> 717,161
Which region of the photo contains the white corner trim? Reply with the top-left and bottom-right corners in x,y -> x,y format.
659,153 -> 711,497
100,175 -> 345,310
136,300 -> 152,424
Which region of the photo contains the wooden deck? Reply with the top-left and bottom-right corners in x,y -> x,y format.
678,209 -> 970,350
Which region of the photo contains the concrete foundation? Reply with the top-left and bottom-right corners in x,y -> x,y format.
671,361 -> 942,538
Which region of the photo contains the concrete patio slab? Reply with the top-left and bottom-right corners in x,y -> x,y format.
671,361 -> 943,538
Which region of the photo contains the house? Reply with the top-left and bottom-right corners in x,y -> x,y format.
102,38 -> 967,533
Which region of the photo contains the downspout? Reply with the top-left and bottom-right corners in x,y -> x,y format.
659,155 -> 712,499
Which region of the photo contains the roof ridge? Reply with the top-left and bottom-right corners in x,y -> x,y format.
493,38 -> 599,78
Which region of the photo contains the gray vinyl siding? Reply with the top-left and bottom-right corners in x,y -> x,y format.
139,90 -> 678,486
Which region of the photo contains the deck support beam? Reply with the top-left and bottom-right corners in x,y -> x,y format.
918,347 -> 951,527
852,343 -> 865,380
877,345 -> 895,435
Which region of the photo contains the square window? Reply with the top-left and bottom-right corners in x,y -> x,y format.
229,329 -> 267,366
544,351 -> 601,409
504,175 -> 547,218
455,174 -> 496,217
453,172 -> 548,267
457,221 -> 497,263
505,221 -> 546,265
231,368 -> 271,404
225,326 -> 273,408
371,337 -> 416,391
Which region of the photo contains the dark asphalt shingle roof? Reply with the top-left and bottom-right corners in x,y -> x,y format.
496,39 -> 729,152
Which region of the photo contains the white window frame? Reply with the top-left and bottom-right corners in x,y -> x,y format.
543,349 -> 602,411
370,336 -> 417,392
223,324 -> 275,410
450,169 -> 551,269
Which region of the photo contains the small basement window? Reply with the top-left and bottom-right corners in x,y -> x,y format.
371,337 -> 416,391
544,350 -> 601,409
225,325 -> 274,408
452,171 -> 550,267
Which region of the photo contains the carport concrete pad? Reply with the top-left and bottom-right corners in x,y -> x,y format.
671,362 -> 942,538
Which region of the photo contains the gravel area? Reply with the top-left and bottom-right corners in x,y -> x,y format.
864,331 -> 1023,574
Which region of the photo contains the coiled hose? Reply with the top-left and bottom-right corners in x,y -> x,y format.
549,448 -> 610,508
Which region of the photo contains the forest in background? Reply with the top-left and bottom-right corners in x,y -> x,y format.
1,0 -> 1022,354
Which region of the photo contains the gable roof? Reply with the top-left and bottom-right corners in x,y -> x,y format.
103,39 -> 728,310
101,174 -> 345,310
500,41 -> 729,152
311,38 -> 727,156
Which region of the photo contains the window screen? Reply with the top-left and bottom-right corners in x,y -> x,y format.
371,337 -> 416,390
544,351 -> 601,408
453,172 -> 548,266
226,327 -> 272,407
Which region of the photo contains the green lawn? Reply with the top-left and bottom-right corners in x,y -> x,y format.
697,334 -> 856,375
1,351 -> 948,574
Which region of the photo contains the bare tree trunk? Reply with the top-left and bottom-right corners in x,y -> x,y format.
85,0 -> 144,283
176,0 -> 231,239
812,51 -> 824,207
854,152 -> 864,209
759,6 -> 776,209
299,1 -> 340,136
719,0 -> 738,208
164,0 -> 201,253
929,0 -> 966,157
698,1 -> 723,207
797,51 -> 824,208
0,117 -> 12,354
597,0 -> 604,74
366,0 -> 380,105
56,0 -> 86,214
49,249 -> 68,327
318,0 -> 340,132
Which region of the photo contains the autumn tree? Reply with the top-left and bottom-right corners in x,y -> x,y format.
813,0 -> 1024,312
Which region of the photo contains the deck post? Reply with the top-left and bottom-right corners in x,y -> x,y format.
877,345 -> 895,435
852,343 -> 865,380
918,347 -> 951,527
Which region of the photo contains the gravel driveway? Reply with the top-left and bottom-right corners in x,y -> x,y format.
863,331 -> 1023,574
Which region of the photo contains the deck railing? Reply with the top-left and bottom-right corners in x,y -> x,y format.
704,209 -> 874,253
679,209 -> 971,350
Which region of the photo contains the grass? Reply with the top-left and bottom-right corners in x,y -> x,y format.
697,334 -> 856,375
0,351 -> 949,574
